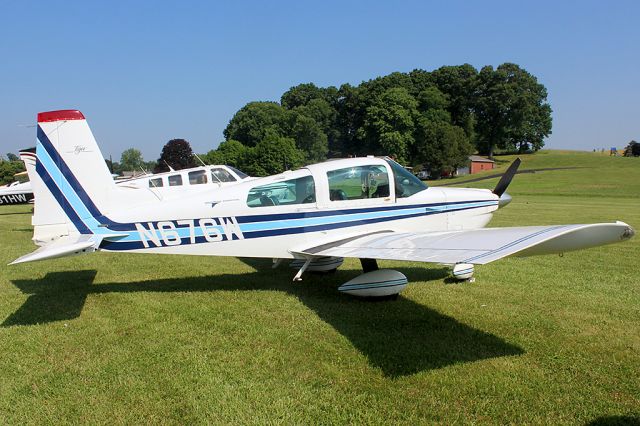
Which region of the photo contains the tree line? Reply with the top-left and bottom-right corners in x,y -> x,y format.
0,63 -> 558,184
202,62 -> 553,176
104,140 -> 198,175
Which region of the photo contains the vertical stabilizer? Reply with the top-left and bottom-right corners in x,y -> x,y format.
26,110 -> 116,244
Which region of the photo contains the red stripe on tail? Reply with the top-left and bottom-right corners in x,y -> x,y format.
37,110 -> 85,123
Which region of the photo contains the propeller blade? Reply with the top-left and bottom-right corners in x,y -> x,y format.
493,158 -> 521,197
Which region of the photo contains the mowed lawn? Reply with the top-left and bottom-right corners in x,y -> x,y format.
1,151 -> 638,424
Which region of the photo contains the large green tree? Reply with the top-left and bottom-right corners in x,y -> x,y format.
0,160 -> 25,185
288,113 -> 328,163
335,83 -> 366,156
119,148 -> 145,172
224,102 -> 288,147
223,99 -> 329,165
428,64 -> 478,136
243,130 -> 304,176
363,87 -> 419,163
414,118 -> 473,177
474,63 -> 552,158
281,83 -> 327,109
203,140 -> 249,168
412,85 -> 473,175
282,83 -> 340,156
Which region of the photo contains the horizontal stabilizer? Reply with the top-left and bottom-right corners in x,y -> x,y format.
10,234 -> 121,265
293,222 -> 634,265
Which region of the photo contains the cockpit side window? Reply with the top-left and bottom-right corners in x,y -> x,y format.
168,175 -> 183,186
211,168 -> 237,183
189,170 -> 208,185
327,165 -> 390,201
247,175 -> 316,208
384,158 -> 428,198
149,177 -> 163,188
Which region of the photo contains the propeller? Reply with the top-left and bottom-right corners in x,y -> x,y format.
493,158 -> 521,197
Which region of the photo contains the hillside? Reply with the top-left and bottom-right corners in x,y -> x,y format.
430,149 -> 640,199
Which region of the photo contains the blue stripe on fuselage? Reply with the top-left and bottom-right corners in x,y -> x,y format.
101,202 -> 495,250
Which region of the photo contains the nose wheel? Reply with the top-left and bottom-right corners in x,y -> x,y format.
452,263 -> 475,281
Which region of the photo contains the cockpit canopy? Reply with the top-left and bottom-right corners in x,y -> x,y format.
244,157 -> 428,208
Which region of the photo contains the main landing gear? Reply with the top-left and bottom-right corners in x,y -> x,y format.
286,257 -> 476,298
338,258 -> 408,298
451,263 -> 475,282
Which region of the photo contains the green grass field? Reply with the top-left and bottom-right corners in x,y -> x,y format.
1,150 -> 638,424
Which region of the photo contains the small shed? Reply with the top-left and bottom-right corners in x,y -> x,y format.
469,155 -> 495,174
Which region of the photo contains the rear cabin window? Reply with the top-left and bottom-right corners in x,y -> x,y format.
148,178 -> 163,188
189,170 -> 208,185
211,168 -> 236,183
247,175 -> 315,207
168,175 -> 183,186
327,165 -> 390,201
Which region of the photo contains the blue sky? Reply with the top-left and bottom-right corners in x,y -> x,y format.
1,1 -> 638,161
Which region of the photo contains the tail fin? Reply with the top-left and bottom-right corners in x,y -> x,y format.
27,110 -> 117,244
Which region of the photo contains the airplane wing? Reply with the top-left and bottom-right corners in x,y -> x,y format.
9,233 -> 124,265
292,222 -> 634,265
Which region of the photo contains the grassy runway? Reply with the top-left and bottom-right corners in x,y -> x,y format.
1,151 -> 638,424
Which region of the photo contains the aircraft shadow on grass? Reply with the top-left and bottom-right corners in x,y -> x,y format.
0,211 -> 32,216
586,416 -> 640,426
4,261 -> 523,377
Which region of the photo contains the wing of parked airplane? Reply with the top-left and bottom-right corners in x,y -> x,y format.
293,222 -> 634,265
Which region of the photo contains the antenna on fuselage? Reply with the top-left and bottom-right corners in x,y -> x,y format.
193,153 -> 207,167
163,160 -> 175,172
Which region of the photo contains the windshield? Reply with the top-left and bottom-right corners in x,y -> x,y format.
384,158 -> 428,198
228,166 -> 249,179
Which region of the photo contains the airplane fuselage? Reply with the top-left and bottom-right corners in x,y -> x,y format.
90,158 -> 500,259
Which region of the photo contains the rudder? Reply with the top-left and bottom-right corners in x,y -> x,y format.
27,110 -> 116,244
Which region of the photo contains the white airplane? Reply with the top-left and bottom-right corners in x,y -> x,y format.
8,151 -> 250,206
115,164 -> 253,199
0,169 -> 33,206
11,110 -> 635,298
